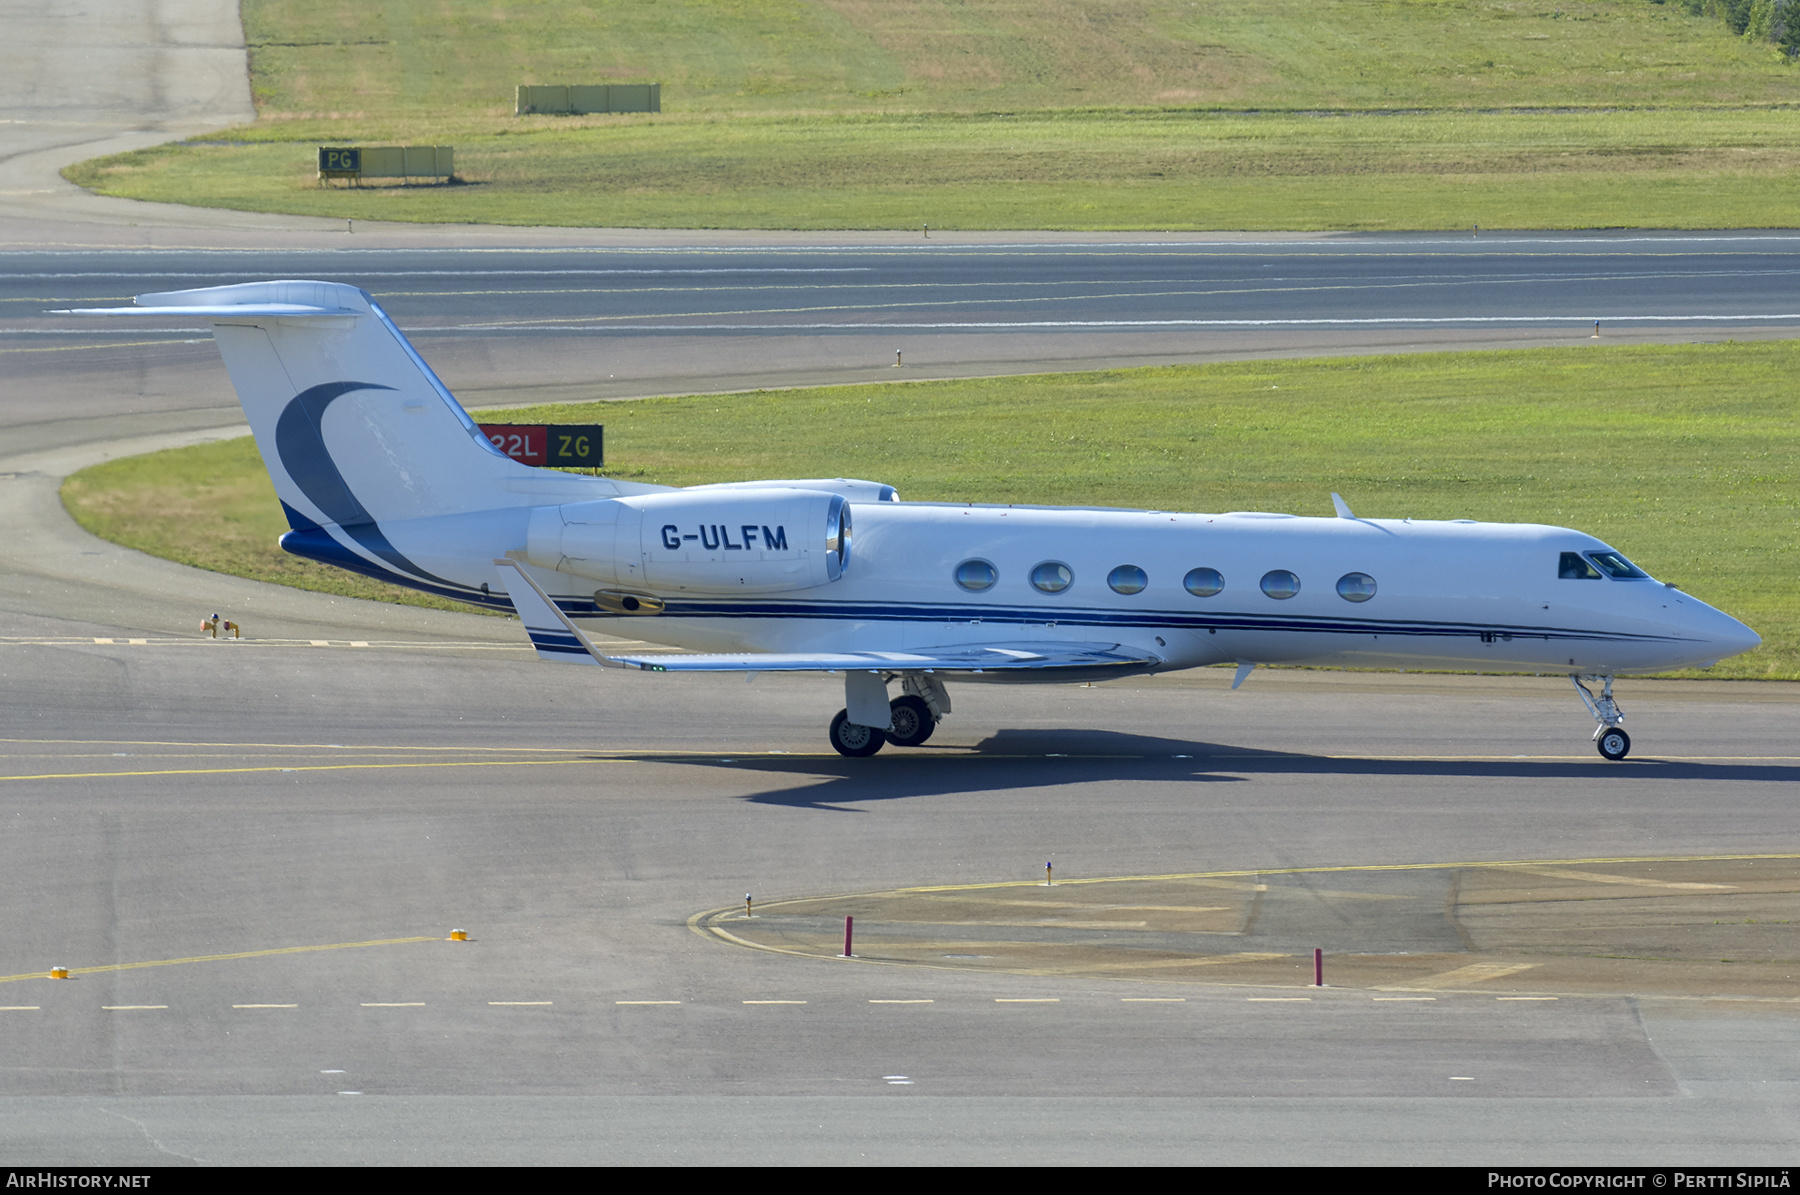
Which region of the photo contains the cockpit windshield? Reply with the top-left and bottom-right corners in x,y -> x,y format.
1559,550 -> 1649,580
1559,552 -> 1601,579
1587,551 -> 1649,580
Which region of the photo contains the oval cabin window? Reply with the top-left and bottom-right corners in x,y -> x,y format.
1030,561 -> 1074,594
1107,565 -> 1147,595
1260,570 -> 1300,600
954,559 -> 997,592
1184,567 -> 1224,597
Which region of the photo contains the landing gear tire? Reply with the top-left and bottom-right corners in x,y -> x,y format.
1597,726 -> 1631,762
886,695 -> 936,747
829,709 -> 886,757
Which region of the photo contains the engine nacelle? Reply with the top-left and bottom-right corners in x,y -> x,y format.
524,488 -> 851,595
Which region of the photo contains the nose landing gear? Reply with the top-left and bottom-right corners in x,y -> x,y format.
1573,674 -> 1630,761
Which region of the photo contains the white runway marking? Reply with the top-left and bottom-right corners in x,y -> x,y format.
459,313 -> 1800,333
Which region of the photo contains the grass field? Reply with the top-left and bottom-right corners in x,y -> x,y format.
61,344 -> 1799,679
71,107 -> 1800,230
235,0 -> 1800,117
63,0 -> 1800,229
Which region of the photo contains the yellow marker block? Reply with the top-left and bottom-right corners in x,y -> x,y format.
49,966 -> 68,979
449,928 -> 468,941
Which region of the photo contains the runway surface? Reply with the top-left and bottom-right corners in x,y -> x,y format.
5,5 -> 1800,1164
10,234 -> 1800,447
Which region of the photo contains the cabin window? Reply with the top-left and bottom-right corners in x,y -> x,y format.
1183,567 -> 1224,597
1260,570 -> 1301,600
1587,551 -> 1649,580
1336,572 -> 1377,602
954,559 -> 998,592
1107,565 -> 1148,595
1559,552 -> 1602,580
1030,561 -> 1074,594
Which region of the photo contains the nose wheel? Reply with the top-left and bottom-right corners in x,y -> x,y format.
1573,675 -> 1630,761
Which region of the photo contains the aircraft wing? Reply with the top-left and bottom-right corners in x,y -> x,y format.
600,645 -> 1160,673
492,559 -> 1158,674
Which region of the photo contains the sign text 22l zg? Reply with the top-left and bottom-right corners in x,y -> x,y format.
478,424 -> 603,468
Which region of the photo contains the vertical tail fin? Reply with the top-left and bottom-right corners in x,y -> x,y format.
64,280 -> 653,604
126,281 -> 522,527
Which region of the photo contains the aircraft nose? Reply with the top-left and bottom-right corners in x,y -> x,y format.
1698,606 -> 1761,661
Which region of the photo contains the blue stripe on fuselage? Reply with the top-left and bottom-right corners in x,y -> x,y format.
293,543 -> 1689,647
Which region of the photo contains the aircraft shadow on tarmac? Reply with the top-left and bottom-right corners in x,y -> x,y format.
635,729 -> 1800,811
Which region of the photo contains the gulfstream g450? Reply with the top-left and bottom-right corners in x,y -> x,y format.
71,282 -> 1761,759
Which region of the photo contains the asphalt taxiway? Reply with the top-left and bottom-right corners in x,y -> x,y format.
2,647 -> 1798,1163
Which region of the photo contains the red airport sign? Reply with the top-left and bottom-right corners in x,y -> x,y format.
478,424 -> 603,468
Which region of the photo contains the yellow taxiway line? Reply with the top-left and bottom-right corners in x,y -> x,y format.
0,935 -> 439,984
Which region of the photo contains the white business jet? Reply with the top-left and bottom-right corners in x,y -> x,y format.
71,281 -> 1761,760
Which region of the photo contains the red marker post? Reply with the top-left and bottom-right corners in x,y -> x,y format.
844,915 -> 854,958
1314,947 -> 1324,987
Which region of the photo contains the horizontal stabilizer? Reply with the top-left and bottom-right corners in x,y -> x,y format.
57,303 -> 358,318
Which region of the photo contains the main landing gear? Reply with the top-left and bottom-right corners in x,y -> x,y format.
1572,674 -> 1630,761
827,674 -> 949,757
828,709 -> 886,757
